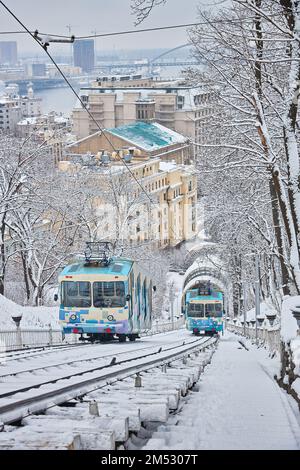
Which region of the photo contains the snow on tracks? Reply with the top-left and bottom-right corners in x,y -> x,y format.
0,335 -> 217,450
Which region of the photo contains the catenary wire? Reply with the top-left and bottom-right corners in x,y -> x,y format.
0,14 -> 287,39
0,1 -> 199,246
0,1 -> 155,205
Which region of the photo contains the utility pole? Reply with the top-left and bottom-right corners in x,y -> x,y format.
169,281 -> 175,330
243,282 -> 246,337
66,24 -> 74,65
255,254 -> 260,345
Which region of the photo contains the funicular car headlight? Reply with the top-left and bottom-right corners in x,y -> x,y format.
70,314 -> 77,321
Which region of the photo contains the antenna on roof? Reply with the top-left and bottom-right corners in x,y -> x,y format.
84,241 -> 113,266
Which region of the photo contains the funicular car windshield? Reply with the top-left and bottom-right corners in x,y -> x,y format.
188,303 -> 204,317
62,281 -> 91,308
205,303 -> 223,317
93,281 -> 126,308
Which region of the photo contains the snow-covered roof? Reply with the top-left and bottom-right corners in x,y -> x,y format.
17,115 -> 69,126
159,161 -> 177,172
108,121 -> 187,152
17,117 -> 38,125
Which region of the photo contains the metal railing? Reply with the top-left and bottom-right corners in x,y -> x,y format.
144,317 -> 185,336
0,318 -> 185,352
227,324 -> 281,353
0,328 -> 78,352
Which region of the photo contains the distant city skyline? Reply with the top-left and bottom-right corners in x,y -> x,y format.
0,0 -> 214,55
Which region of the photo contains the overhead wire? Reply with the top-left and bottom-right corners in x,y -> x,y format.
0,1 -> 201,246
0,14 -> 286,40
0,1 -> 154,205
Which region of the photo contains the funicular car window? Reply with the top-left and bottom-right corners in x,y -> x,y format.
188,303 -> 204,317
205,303 -> 219,317
93,281 -> 125,308
215,303 -> 223,316
62,281 -> 91,308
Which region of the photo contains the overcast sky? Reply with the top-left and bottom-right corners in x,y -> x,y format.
0,0 -> 214,54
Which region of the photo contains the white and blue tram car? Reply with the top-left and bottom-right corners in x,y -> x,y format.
185,282 -> 224,336
58,243 -> 154,342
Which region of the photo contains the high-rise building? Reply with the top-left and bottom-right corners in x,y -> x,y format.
73,40 -> 94,72
0,41 -> 18,65
26,63 -> 46,77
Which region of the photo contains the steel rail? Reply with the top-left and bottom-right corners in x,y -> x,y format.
0,336 -> 200,380
0,336 -> 216,425
0,321 -> 183,359
0,341 -> 93,362
0,336 -> 207,396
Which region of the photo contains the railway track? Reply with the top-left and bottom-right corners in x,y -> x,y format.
0,334 -> 216,427
0,341 -> 93,364
0,337 -> 201,381
0,322 -> 183,362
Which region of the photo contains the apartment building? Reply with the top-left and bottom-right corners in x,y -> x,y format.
67,121 -> 191,165
59,151 -> 197,247
19,85 -> 42,118
17,113 -> 71,163
72,76 -> 216,157
0,84 -> 42,133
0,97 -> 21,133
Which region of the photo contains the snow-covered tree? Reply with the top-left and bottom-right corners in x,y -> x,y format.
183,0 -> 300,302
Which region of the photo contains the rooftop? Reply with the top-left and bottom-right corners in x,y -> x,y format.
108,121 -> 187,152
59,258 -> 133,277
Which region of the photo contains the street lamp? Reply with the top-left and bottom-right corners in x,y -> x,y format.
168,281 -> 175,330
241,283 -> 247,337
250,320 -> 256,328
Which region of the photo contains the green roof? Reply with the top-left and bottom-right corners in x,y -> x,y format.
108,121 -> 186,151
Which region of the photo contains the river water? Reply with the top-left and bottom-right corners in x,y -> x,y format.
35,87 -> 79,116
35,66 -> 185,116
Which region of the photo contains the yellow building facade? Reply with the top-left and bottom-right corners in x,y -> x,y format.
59,153 -> 197,248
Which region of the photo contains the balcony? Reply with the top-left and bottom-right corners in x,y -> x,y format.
157,107 -> 175,113
156,115 -> 175,123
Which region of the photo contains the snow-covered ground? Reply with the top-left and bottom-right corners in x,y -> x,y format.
143,332 -> 300,450
240,299 -> 278,324
0,295 -> 59,329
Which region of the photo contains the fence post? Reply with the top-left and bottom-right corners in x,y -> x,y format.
48,323 -> 53,346
12,316 -> 23,350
